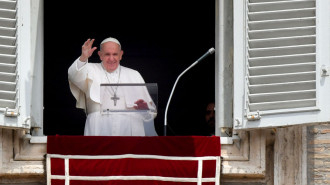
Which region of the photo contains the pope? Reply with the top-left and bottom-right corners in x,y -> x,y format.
68,37 -> 157,136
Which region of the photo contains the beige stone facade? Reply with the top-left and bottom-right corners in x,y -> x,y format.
0,129 -> 45,184
1,0 -> 329,184
307,124 -> 330,185
1,124 -> 330,184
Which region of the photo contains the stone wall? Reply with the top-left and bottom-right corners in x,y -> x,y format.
0,129 -> 46,184
307,124 -> 330,184
3,124 -> 329,184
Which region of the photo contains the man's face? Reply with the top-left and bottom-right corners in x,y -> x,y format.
98,42 -> 123,72
205,103 -> 215,126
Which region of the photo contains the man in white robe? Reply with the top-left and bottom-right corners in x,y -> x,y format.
68,37 -> 157,136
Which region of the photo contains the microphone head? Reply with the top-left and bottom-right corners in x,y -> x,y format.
208,47 -> 215,54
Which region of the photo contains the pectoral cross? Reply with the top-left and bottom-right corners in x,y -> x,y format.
111,94 -> 120,106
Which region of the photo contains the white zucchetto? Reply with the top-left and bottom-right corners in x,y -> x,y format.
100,37 -> 121,46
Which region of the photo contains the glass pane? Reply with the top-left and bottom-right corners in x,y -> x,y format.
100,83 -> 158,121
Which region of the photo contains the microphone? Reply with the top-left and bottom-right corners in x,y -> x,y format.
164,47 -> 215,136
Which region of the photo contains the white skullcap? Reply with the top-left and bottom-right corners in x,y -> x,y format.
100,37 -> 121,46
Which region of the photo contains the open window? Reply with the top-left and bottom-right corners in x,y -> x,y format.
233,0 -> 330,129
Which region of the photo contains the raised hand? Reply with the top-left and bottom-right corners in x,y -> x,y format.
79,38 -> 97,62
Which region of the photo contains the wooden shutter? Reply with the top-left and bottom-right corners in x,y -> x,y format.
247,0 -> 316,113
0,0 -> 32,129
0,0 -> 17,111
233,0 -> 330,129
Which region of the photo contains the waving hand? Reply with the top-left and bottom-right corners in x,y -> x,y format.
79,38 -> 97,62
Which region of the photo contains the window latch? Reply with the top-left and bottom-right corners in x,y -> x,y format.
247,111 -> 261,121
5,107 -> 19,117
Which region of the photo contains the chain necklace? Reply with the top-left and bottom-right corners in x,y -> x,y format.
102,63 -> 121,106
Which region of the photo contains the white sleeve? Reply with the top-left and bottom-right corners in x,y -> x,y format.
68,57 -> 91,109
77,58 -> 88,69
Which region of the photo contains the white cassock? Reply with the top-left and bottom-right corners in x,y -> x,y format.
68,58 -> 158,136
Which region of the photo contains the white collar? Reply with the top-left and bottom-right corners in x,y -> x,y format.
101,63 -> 121,75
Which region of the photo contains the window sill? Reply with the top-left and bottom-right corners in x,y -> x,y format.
220,135 -> 240,145
30,136 -> 236,145
30,136 -> 47,144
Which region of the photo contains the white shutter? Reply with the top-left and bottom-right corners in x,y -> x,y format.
0,0 -> 31,128
234,0 -> 330,129
0,0 -> 17,110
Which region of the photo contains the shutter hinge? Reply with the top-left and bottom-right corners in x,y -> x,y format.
235,118 -> 242,128
247,111 -> 261,121
321,65 -> 330,77
5,107 -> 19,117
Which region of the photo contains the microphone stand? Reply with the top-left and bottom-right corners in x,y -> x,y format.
164,48 -> 215,136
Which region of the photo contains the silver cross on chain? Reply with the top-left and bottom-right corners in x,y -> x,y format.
111,93 -> 120,106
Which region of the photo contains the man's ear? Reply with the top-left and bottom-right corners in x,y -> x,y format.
98,51 -> 102,60
120,50 -> 124,60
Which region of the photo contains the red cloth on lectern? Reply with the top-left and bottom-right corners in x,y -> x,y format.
47,136 -> 220,185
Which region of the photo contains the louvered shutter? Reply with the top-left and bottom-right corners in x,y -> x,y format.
233,0 -> 330,129
0,0 -> 31,128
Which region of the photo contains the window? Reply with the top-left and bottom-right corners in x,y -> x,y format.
233,0 -> 330,129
